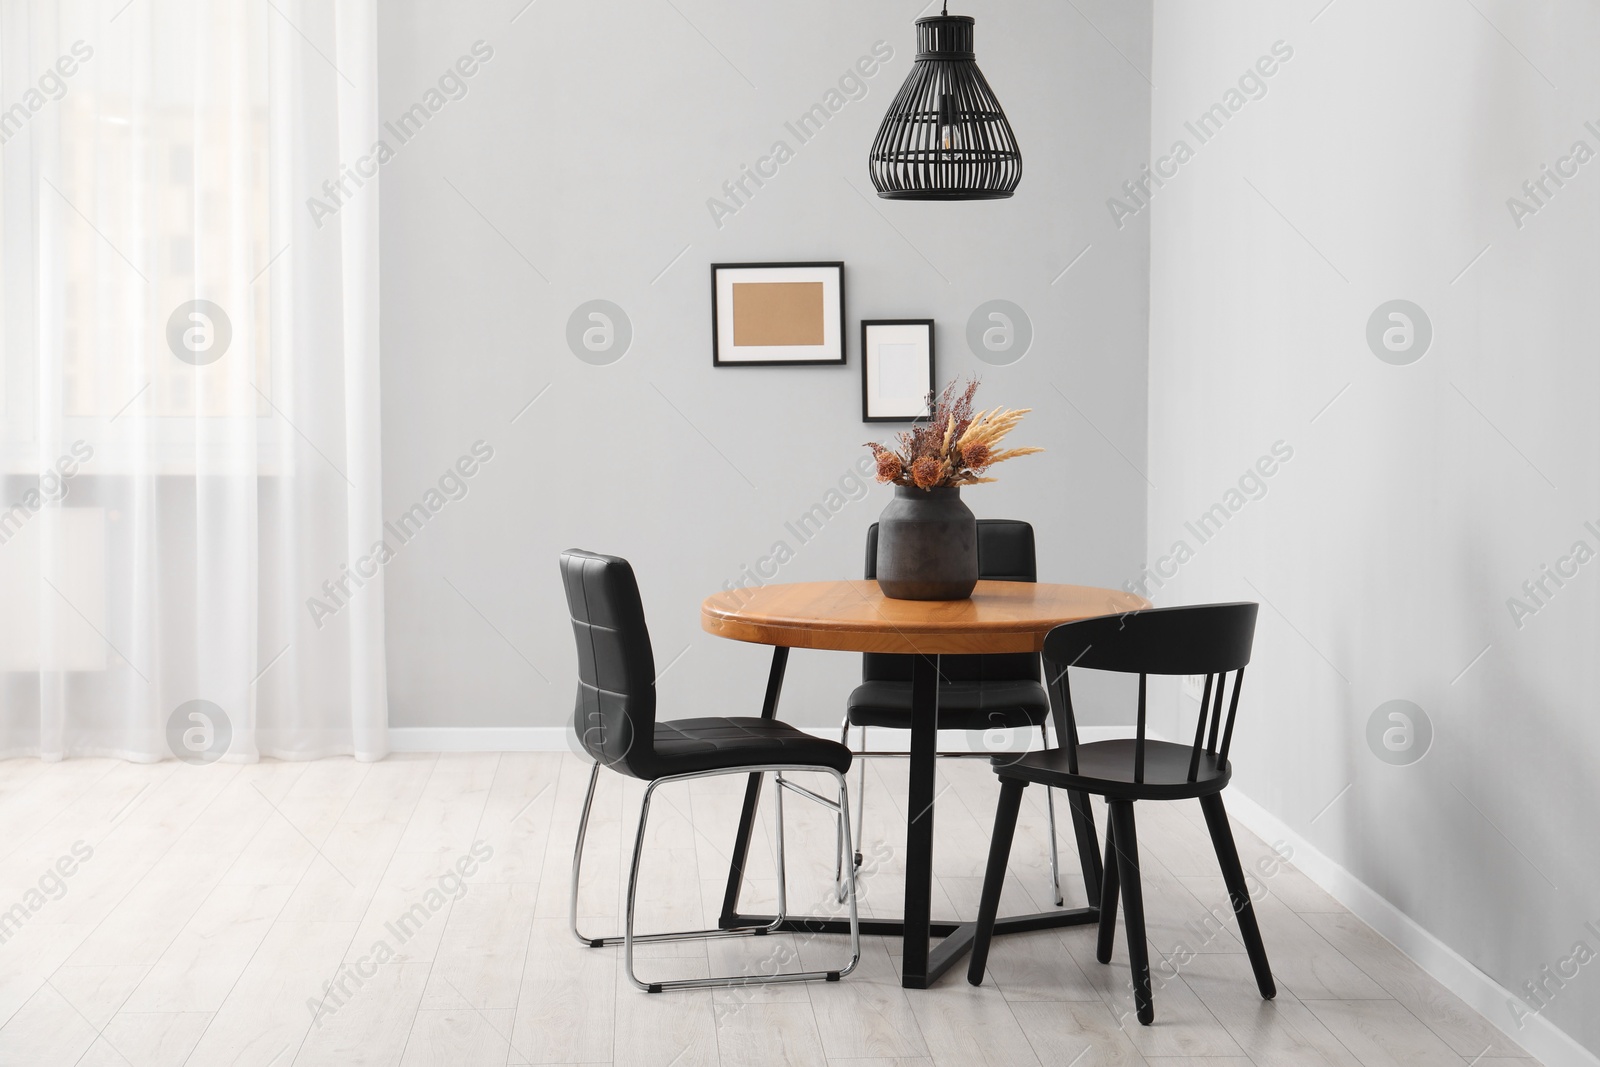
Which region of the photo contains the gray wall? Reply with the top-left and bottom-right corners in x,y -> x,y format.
1146,0 -> 1600,1055
377,0 -> 1153,732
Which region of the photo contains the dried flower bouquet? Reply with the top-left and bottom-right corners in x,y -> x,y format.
865,378 -> 1042,490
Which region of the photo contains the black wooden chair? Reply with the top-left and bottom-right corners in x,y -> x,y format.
838,519 -> 1066,905
560,549 -> 861,992
966,603 -> 1275,1025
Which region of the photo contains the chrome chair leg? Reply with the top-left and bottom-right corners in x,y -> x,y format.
571,762 -> 781,948
621,765 -> 862,993
1042,725 -> 1065,907
836,722 -> 867,903
854,730 -> 866,867
773,774 -> 788,920
838,713 -> 851,895
569,761 -> 605,946
1046,785 -> 1065,906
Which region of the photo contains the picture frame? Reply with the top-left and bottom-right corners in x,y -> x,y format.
860,319 -> 935,423
711,262 -> 845,366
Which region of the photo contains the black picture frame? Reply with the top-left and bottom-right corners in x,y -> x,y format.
860,319 -> 935,423
710,262 -> 846,367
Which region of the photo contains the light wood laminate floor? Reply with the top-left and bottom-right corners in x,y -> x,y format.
0,752 -> 1541,1066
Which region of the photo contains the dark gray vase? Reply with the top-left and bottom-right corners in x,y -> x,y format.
876,485 -> 978,600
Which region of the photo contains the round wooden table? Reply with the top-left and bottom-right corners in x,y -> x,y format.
701,578 -> 1150,989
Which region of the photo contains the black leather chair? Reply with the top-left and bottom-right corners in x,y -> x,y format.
561,549 -> 861,992
966,604 -> 1275,1025
838,519 -> 1066,905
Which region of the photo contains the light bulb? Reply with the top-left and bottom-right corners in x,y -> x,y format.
938,93 -> 958,152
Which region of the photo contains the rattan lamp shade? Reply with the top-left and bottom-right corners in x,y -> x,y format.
869,13 -> 1021,200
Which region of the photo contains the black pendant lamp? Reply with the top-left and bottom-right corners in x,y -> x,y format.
868,4 -> 1021,200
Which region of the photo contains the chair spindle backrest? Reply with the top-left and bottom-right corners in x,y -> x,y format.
1040,603 -> 1259,782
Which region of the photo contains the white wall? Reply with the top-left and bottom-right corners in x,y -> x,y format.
1146,0 -> 1600,1060
377,0 -> 1152,733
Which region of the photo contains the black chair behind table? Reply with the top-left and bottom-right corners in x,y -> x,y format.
838,519 -> 1068,905
966,603 -> 1275,1025
560,548 -> 860,992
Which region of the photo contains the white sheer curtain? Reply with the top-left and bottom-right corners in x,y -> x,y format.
0,0 -> 387,761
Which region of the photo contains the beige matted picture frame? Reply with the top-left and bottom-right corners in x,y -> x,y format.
710,262 -> 845,366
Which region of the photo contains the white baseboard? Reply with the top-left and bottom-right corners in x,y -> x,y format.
1222,787 -> 1596,1067
386,724 -> 1126,754
388,727 -> 572,752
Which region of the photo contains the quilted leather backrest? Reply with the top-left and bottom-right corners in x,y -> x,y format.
559,549 -> 657,778
863,519 -> 1041,683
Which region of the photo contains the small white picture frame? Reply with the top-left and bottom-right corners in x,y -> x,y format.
861,319 -> 935,422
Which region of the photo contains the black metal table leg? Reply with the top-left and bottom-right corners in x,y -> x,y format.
717,911 -> 1100,943
718,646 -> 788,928
900,652 -> 940,988
717,642 -> 1102,987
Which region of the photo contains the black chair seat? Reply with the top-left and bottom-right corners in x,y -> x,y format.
995,739 -> 1231,801
847,679 -> 1049,732
652,717 -> 852,777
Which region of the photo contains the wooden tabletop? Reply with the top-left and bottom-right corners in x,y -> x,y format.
701,580 -> 1150,655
